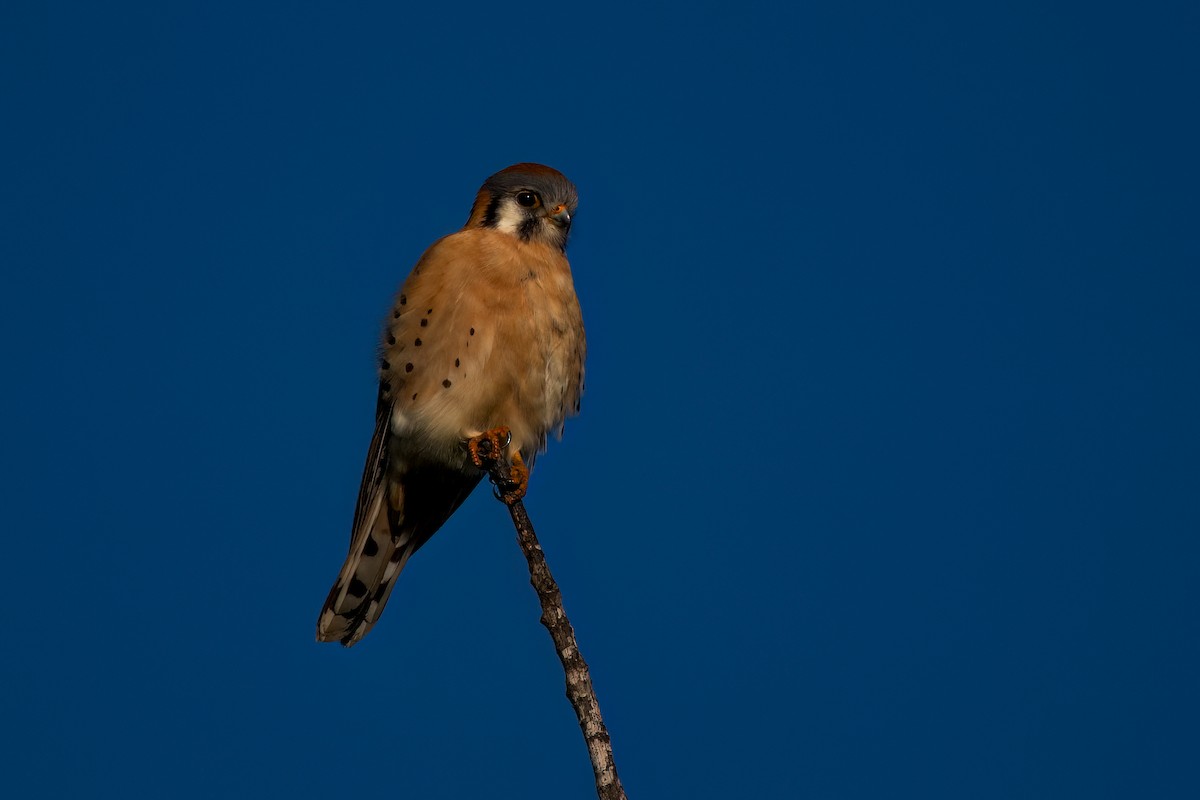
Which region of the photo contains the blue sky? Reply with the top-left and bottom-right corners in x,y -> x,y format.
3,2 -> 1198,797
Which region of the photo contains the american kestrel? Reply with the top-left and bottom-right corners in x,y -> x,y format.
316,163 -> 586,646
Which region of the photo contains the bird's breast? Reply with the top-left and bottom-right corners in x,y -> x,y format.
380,229 -> 585,467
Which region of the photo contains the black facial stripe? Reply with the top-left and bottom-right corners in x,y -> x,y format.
482,193 -> 503,228
517,217 -> 540,240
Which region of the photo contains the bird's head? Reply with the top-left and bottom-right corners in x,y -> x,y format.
466,163 -> 578,250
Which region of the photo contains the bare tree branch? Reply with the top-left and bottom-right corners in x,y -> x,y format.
470,431 -> 628,800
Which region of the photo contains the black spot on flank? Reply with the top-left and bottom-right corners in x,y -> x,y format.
390,548 -> 406,563
405,362 -> 414,372
393,309 -> 401,318
414,338 -> 422,346
412,393 -> 418,401
454,358 -> 460,367
387,334 -> 396,345
348,578 -> 368,598
380,380 -> 391,393
469,327 -> 475,336
427,308 -> 433,314
362,537 -> 379,557
399,294 -> 407,305
442,379 -> 452,388
380,359 -> 390,370
420,318 -> 428,327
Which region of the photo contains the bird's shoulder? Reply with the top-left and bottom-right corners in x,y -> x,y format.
413,227 -> 566,278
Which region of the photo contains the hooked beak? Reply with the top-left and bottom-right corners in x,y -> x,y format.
547,204 -> 571,228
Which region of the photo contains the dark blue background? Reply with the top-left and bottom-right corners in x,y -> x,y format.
4,2 -> 1197,797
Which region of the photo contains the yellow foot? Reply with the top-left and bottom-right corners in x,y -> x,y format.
500,451 -> 529,505
468,426 -> 512,468
467,427 -> 529,505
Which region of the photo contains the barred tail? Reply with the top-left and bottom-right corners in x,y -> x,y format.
316,464 -> 480,646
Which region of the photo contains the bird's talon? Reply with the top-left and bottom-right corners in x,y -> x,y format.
467,427 -> 527,504
468,426 -> 512,468
497,461 -> 530,505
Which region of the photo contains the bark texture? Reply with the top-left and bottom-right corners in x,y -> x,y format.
472,434 -> 627,800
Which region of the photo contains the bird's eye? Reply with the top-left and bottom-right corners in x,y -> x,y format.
516,191 -> 540,208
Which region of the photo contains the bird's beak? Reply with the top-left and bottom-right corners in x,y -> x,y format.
548,204 -> 571,227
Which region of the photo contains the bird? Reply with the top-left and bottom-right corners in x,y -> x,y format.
316,163 -> 586,646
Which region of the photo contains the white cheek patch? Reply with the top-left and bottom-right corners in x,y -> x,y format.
493,198 -> 528,236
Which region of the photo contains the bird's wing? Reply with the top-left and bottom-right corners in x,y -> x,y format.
316,398 -> 481,646
316,400 -> 394,644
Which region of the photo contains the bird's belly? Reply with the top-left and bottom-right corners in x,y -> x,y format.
383,234 -> 583,468
394,313 -> 575,463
